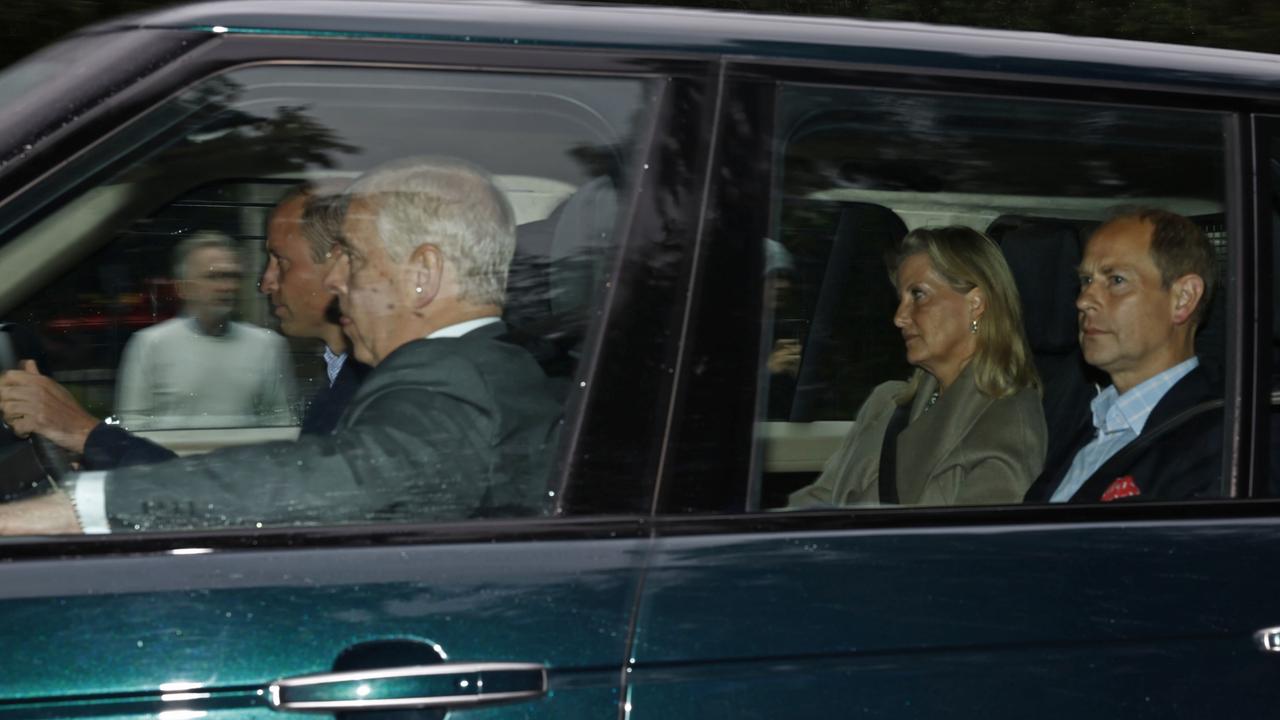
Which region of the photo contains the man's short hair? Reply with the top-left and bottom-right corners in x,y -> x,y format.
346,157 -> 516,307
1105,206 -> 1217,326
173,230 -> 238,281
271,180 -> 351,263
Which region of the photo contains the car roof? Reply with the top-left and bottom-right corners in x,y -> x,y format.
90,0 -> 1280,99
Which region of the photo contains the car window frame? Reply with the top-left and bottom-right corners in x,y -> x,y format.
1246,112 -> 1279,498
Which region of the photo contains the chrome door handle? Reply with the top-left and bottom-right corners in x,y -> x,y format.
268,662 -> 547,712
1256,626 -> 1280,653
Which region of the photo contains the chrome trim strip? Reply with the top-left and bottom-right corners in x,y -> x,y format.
268,662 -> 547,712
273,689 -> 543,711
273,661 -> 545,687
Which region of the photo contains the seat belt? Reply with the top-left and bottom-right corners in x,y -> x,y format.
878,403 -> 912,505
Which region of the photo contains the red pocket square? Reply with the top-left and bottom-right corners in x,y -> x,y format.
1101,475 -> 1141,502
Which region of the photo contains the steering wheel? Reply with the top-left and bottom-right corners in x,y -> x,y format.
0,323 -> 73,495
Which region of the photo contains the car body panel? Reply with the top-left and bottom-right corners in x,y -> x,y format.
0,535 -> 648,715
629,517 -> 1280,717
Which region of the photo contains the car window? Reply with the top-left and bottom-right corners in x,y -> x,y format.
0,63 -> 656,531
751,83 -> 1231,510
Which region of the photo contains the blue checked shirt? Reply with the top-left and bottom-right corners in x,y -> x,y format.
1050,357 -> 1200,503
322,345 -> 348,388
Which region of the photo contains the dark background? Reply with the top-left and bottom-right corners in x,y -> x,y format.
4,0 -> 1280,70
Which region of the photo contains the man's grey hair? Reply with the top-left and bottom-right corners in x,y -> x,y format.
173,230 -> 239,280
347,157 -> 516,307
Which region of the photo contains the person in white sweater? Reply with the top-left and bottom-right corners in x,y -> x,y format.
115,231 -> 295,430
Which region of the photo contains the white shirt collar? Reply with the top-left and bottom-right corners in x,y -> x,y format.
426,316 -> 501,339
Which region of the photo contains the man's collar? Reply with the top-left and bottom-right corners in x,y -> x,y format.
426,316 -> 501,339
322,345 -> 348,387
1093,356 -> 1200,435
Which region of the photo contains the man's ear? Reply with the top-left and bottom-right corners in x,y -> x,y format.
1170,273 -> 1206,326
409,243 -> 444,307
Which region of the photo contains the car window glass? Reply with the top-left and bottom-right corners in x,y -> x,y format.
757,84 -> 1230,510
0,64 -> 655,532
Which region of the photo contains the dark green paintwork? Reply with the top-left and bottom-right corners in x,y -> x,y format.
0,540 -> 644,717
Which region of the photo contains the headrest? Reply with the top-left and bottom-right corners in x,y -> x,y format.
999,222 -> 1083,354
549,176 -> 618,319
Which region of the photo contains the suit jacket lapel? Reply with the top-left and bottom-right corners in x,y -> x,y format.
894,368 -> 992,505
1024,415 -> 1093,502
1071,366 -> 1211,502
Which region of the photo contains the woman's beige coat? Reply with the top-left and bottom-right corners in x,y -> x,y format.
787,366 -> 1046,507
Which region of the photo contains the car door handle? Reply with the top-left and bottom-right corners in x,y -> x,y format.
1256,626 -> 1280,653
268,662 -> 547,712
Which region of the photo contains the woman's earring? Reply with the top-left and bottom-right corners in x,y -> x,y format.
970,318 -> 979,334
416,286 -> 423,294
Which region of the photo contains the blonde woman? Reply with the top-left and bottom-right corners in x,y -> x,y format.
789,226 -> 1046,508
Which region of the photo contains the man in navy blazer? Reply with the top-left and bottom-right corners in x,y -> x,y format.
0,182 -> 369,468
1025,208 -> 1223,504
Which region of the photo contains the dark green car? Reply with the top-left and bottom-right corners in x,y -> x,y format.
0,1 -> 1279,718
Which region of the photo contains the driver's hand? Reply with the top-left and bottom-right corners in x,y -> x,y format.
0,491 -> 82,535
0,360 -> 100,455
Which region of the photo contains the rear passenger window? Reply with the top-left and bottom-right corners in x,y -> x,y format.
754,84 -> 1231,510
0,64 -> 657,530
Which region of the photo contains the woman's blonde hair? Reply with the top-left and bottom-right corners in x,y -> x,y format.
889,226 -> 1040,400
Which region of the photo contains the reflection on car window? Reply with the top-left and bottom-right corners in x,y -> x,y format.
758,85 -> 1230,510
0,65 -> 655,533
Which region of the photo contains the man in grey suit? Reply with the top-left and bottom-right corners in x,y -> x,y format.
0,157 -> 562,534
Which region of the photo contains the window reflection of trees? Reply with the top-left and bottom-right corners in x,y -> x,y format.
117,76 -> 360,185
783,90 -> 1223,200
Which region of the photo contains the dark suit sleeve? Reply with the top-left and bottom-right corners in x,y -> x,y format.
82,423 -> 178,471
101,355 -> 552,531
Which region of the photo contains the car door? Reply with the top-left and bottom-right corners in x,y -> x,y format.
0,21 -> 714,719
623,59 -> 1280,718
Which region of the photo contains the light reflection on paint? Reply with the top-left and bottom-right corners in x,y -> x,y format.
157,711 -> 207,720
161,692 -> 211,702
159,682 -> 205,692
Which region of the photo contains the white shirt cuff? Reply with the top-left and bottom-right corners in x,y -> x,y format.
71,471 -> 111,534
